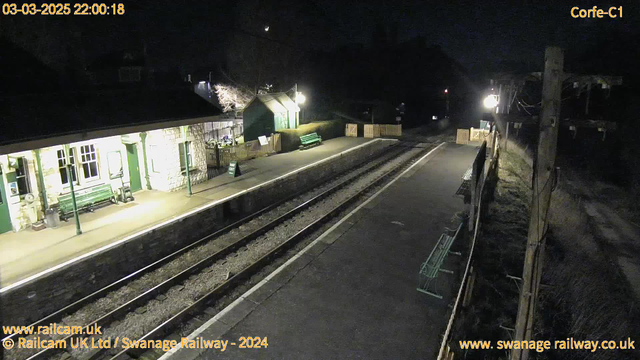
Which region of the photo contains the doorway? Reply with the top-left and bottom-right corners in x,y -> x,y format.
0,170 -> 13,234
125,144 -> 142,192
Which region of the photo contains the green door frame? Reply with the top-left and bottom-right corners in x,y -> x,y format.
126,144 -> 142,192
0,167 -> 14,234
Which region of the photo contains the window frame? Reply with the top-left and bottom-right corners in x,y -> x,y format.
80,144 -> 100,181
14,157 -> 31,196
57,148 -> 78,187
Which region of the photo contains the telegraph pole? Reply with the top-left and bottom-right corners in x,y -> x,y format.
511,46 -> 563,360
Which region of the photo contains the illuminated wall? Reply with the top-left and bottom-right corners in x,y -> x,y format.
0,123 -> 207,232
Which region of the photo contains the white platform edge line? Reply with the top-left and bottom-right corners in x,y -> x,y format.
1,138 -> 398,294
159,141 -> 446,359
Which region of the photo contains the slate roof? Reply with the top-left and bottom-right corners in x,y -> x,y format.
0,87 -> 222,147
246,93 -> 299,114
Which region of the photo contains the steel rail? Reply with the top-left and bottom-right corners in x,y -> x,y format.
24,143 -> 411,360
2,141 -> 400,346
109,143 -> 433,360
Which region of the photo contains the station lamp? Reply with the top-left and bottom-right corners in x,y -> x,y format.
296,92 -> 306,104
483,94 -> 499,109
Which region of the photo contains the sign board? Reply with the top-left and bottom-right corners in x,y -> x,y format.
396,116 -> 401,122
228,161 -> 241,177
258,135 -> 269,146
8,182 -> 18,196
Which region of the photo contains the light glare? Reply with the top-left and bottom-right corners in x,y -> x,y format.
483,95 -> 499,109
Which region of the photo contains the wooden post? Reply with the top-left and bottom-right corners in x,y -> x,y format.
511,47 -> 563,360
469,163 -> 477,232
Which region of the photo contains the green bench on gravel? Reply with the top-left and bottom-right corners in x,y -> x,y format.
58,183 -> 117,221
417,222 -> 463,299
299,132 -> 322,149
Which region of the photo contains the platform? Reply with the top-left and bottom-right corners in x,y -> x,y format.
165,142 -> 478,360
0,137 -> 382,289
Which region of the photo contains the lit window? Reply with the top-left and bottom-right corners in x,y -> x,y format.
80,144 -> 100,180
57,148 -> 78,186
178,142 -> 193,171
14,157 -> 31,195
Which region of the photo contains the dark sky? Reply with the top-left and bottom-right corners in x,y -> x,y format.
315,1 -> 639,71
2,1 -> 638,74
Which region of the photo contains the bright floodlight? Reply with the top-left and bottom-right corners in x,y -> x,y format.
264,25 -> 270,32
483,95 -> 499,109
296,92 -> 306,104
444,89 -> 448,93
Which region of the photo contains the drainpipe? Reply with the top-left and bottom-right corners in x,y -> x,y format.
184,141 -> 192,196
139,132 -> 152,190
64,144 -> 82,235
181,125 -> 192,196
34,149 -> 48,211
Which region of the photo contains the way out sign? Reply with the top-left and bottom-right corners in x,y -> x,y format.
228,161 -> 241,177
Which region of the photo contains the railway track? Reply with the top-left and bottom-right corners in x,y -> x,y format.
6,141 -> 437,360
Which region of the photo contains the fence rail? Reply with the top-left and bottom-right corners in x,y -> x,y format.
438,129 -> 500,360
205,134 -> 281,175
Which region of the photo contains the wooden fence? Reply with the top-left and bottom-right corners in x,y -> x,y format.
345,123 -> 358,137
205,134 -> 281,175
364,124 -> 381,138
345,123 -> 401,138
379,124 -> 402,136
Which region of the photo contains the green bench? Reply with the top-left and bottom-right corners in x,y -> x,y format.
417,223 -> 463,299
58,183 -> 117,221
299,132 -> 322,149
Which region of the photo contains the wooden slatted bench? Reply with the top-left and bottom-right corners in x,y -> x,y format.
58,183 -> 117,221
455,167 -> 473,198
299,132 -> 322,149
417,222 -> 463,299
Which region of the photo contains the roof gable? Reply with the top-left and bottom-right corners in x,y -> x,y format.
248,93 -> 299,114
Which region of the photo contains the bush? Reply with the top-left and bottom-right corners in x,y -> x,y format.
277,119 -> 346,152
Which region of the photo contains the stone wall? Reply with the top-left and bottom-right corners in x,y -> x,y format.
1,139 -> 392,325
145,124 -> 207,192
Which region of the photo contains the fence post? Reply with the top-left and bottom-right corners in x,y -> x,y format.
215,144 -> 220,168
512,46 -> 563,360
469,164 -> 477,232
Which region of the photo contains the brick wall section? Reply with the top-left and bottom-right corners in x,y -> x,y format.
1,140 -> 392,325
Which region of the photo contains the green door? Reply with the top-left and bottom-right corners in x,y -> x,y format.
0,170 -> 13,234
126,144 -> 142,192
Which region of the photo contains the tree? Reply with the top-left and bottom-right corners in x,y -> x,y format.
214,84 -> 254,113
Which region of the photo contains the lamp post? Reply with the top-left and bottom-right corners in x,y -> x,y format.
444,88 -> 449,118
294,83 -> 306,127
64,144 -> 82,235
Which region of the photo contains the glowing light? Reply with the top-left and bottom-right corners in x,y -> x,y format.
444,89 -> 448,93
483,95 -> 499,109
264,25 -> 270,32
296,92 -> 306,104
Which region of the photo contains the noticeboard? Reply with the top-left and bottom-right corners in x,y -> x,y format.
228,161 -> 241,177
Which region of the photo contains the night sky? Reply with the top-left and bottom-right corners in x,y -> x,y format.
1,1 -> 638,75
